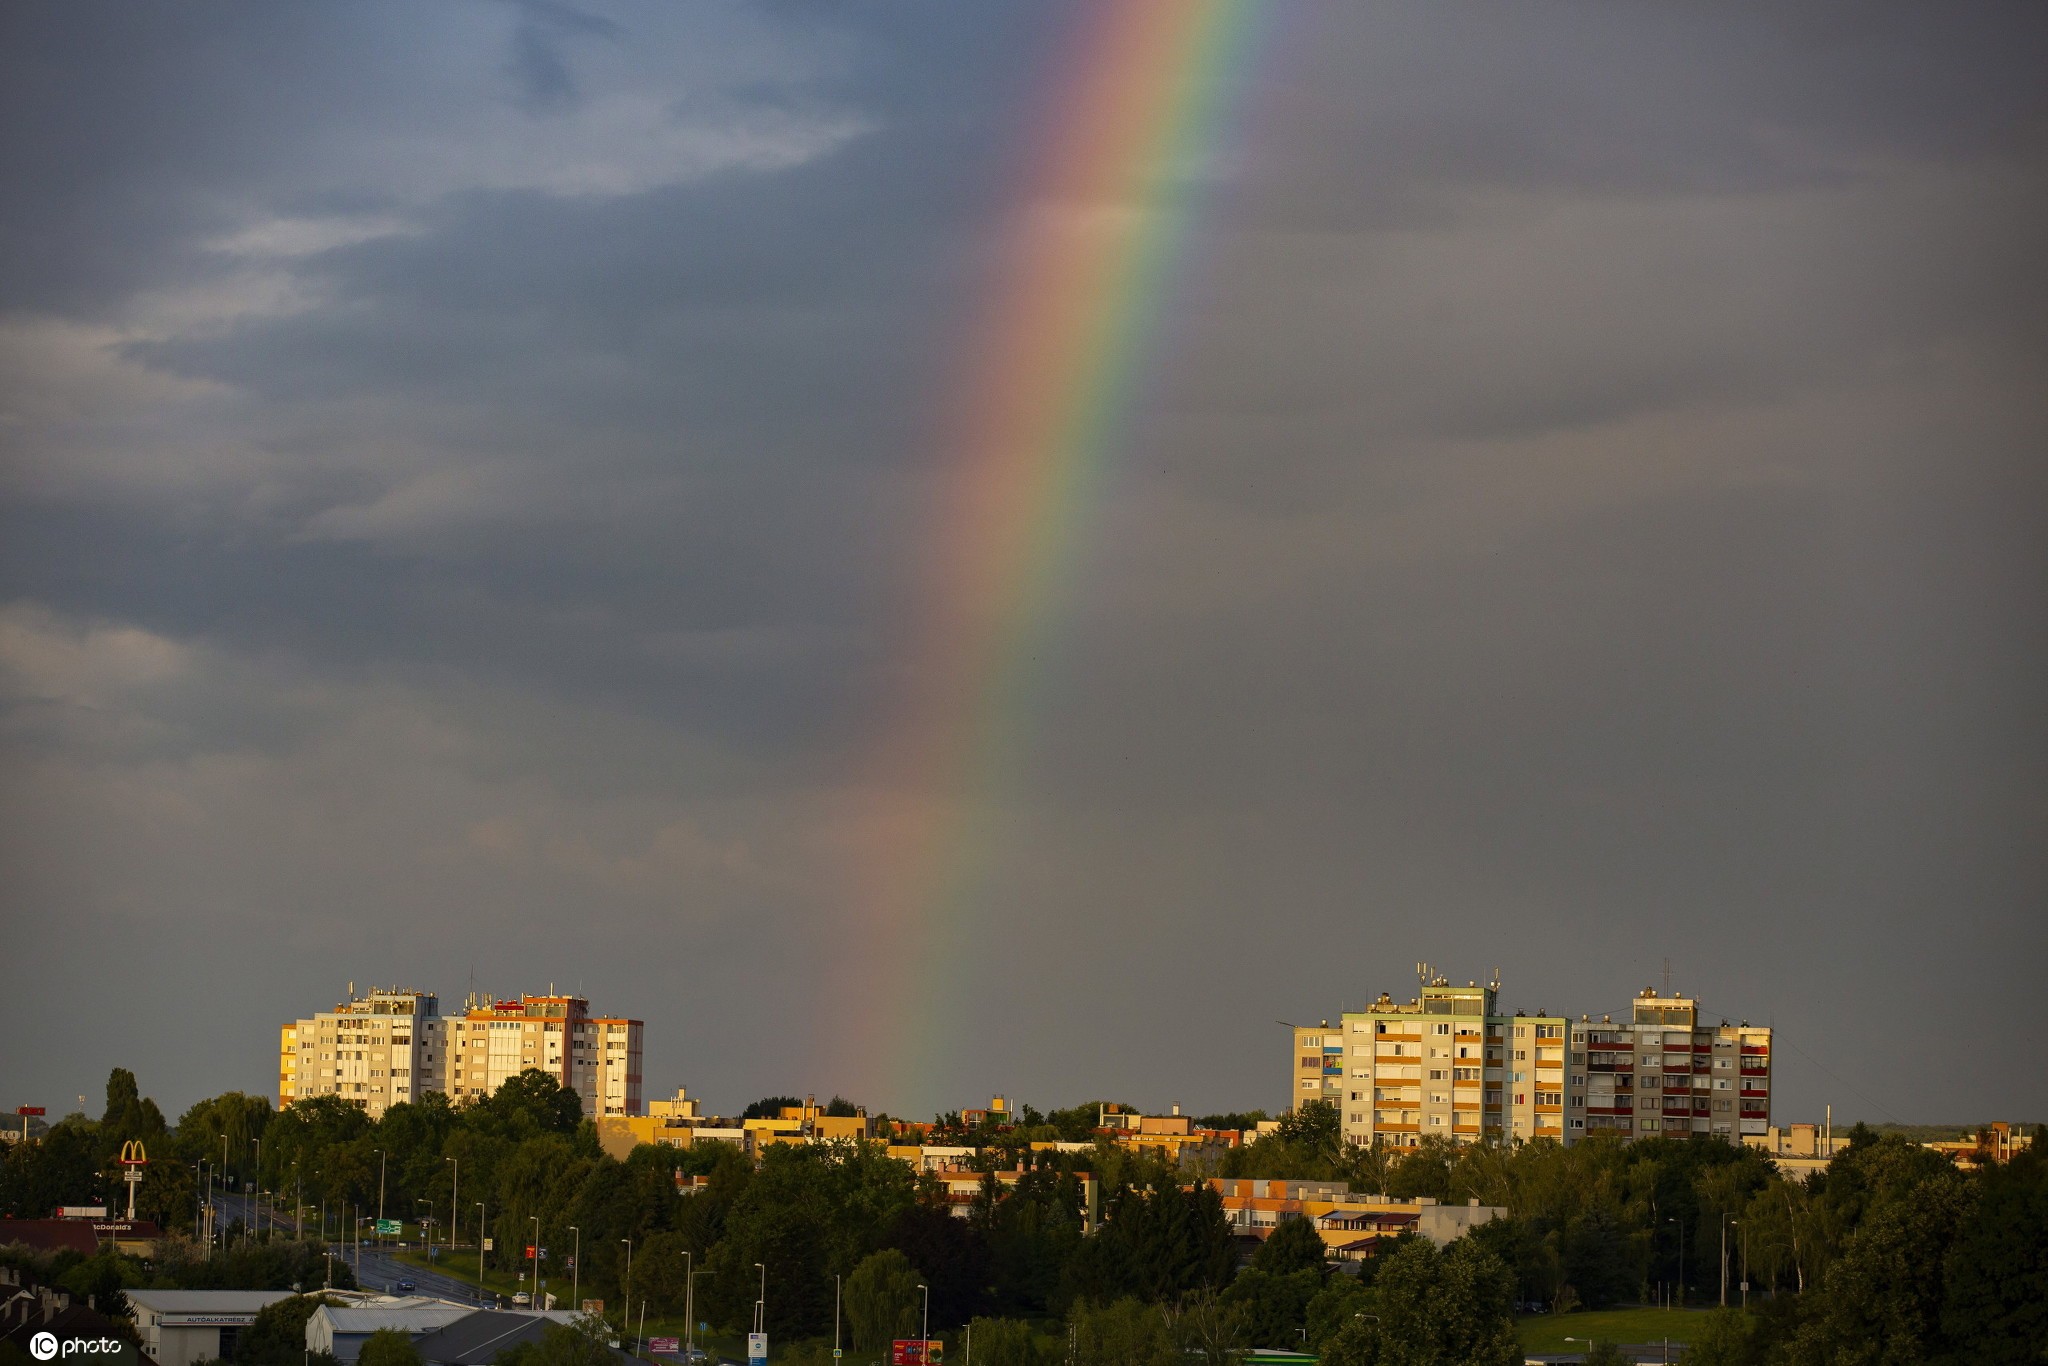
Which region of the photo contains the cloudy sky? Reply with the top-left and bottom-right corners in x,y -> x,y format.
2,1 -> 2043,1127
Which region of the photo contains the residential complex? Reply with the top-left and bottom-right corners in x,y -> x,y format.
1296,970 -> 1772,1148
279,985 -> 643,1119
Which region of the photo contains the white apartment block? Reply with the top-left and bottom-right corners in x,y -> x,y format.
1295,971 -> 1771,1149
280,986 -> 643,1119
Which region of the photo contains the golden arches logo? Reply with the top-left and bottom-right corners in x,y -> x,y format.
119,1140 -> 148,1166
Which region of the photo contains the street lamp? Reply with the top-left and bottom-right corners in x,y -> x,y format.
918,1283 -> 929,1360
622,1240 -> 635,1348
832,1272 -> 840,1365
569,1226 -> 581,1315
374,1149 -> 387,1248
1666,1217 -> 1686,1308
446,1157 -> 460,1254
477,1202 -> 489,1304
753,1262 -> 766,1340
531,1216 -> 541,1307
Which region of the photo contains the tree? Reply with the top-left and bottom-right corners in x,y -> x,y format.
236,1295 -> 338,1366
1069,1298 -> 1176,1366
1790,1160 -> 1975,1365
1940,1143 -> 2048,1363
487,1071 -> 585,1136
742,1098 -> 803,1121
1676,1309 -> 1764,1366
964,1317 -> 1042,1366
496,1317 -> 619,1366
1301,1275 -> 1370,1349
1250,1216 -> 1328,1278
355,1329 -> 421,1366
1218,1268 -> 1318,1350
844,1249 -> 924,1351
1326,1236 -> 1519,1366
1581,1343 -> 1631,1366
1066,1179 -> 1234,1305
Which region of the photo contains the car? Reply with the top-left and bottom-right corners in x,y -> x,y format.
512,1292 -> 532,1307
396,1280 -> 415,1293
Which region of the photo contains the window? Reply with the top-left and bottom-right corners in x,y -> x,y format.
1433,1023 -> 1451,1035
1428,1069 -> 1446,1080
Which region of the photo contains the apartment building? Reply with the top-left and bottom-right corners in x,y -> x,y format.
1329,978 -> 1561,1148
1298,972 -> 1771,1149
1580,990 -> 1772,1142
279,986 -> 644,1119
278,987 -> 445,1116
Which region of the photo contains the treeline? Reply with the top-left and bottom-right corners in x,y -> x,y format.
4,1077 -> 2042,1365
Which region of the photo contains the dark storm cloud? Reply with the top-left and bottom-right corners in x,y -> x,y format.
1,0 -> 2042,1123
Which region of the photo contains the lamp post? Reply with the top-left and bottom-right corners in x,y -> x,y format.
1666,1216 -> 1686,1308
1720,1211 -> 1729,1309
569,1226 -> 580,1315
1734,1219 -> 1747,1310
446,1157 -> 460,1254
622,1240 -> 635,1347
477,1201 -> 488,1304
531,1215 -> 541,1306
918,1283 -> 929,1362
375,1149 -> 387,1248
832,1272 -> 840,1365
686,1253 -> 696,1365
251,1138 -> 262,1244
753,1262 -> 766,1340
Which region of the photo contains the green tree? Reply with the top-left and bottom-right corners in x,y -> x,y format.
1069,1298 -> 1176,1366
1676,1309 -> 1764,1366
495,1317 -> 619,1366
1065,1179 -> 1234,1305
236,1295 -> 339,1366
1322,1236 -> 1519,1366
1249,1216 -> 1327,1278
1301,1275 -> 1370,1349
356,1329 -> 421,1366
1218,1268 -> 1318,1350
1940,1143 -> 2048,1363
845,1249 -> 925,1351
1789,1160 -> 1975,1366
1581,1343 -> 1631,1366
964,1317 -> 1042,1366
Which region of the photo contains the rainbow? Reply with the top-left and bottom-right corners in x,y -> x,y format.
835,0 -> 1279,1114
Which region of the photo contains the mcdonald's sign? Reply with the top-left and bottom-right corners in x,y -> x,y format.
119,1141 -> 148,1166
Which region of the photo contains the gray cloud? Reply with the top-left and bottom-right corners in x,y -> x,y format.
1,0 -> 2043,1124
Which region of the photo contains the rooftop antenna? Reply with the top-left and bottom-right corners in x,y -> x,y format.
1489,966 -> 1502,991
1662,957 -> 1672,997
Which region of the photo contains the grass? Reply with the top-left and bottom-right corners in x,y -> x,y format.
1517,1306 -> 1715,1353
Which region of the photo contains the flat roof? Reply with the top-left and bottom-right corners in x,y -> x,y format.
128,1290 -> 297,1312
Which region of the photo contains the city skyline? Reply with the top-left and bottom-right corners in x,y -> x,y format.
4,2 -> 2045,1127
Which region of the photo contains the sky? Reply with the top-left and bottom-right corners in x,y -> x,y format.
1,0 -> 2044,1128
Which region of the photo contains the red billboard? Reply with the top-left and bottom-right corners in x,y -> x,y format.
891,1342 -> 942,1366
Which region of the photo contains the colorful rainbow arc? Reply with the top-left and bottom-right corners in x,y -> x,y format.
838,0 -> 1278,1114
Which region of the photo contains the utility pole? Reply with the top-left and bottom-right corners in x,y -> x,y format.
478,1202 -> 488,1304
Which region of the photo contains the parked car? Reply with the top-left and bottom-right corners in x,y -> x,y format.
512,1292 -> 532,1307
396,1280 -> 415,1293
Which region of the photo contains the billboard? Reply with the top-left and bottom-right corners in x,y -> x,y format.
375,1220 -> 403,1235
649,1339 -> 680,1356
747,1333 -> 768,1366
892,1341 -> 943,1366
